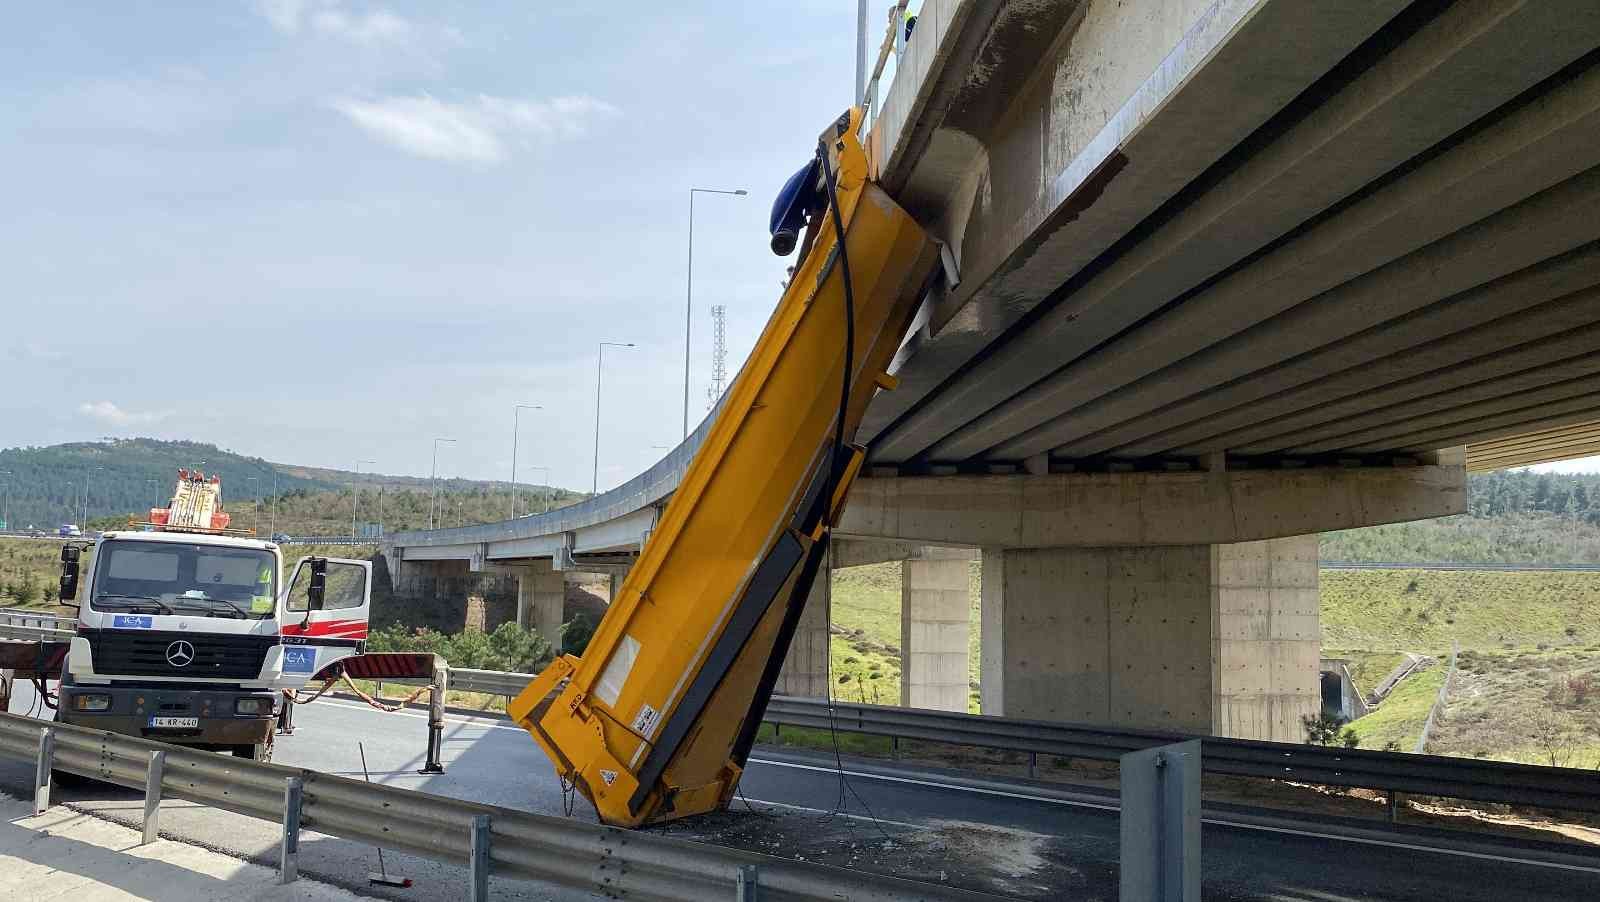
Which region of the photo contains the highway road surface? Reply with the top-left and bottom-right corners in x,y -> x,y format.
3,682 -> 1598,900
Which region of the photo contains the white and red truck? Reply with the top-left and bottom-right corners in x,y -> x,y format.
51,470 -> 371,762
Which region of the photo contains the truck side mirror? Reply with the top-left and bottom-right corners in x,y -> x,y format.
60,545 -> 81,604
307,558 -> 326,611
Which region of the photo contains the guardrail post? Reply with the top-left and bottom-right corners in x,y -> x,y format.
34,727 -> 54,815
1388,790 -> 1401,824
468,814 -> 491,902
280,777 -> 304,884
736,864 -> 760,901
419,658 -> 447,774
141,750 -> 165,845
1120,740 -> 1200,902
1029,751 -> 1038,780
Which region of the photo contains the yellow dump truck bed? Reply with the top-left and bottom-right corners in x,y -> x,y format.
510,109 -> 939,827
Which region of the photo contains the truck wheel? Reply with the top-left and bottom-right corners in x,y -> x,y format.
234,737 -> 273,764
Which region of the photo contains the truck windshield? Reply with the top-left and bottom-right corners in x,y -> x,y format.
90,540 -> 276,620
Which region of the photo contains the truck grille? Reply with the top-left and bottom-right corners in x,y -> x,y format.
87,630 -> 275,680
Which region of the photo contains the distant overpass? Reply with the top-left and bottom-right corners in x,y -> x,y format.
389,0 -> 1600,744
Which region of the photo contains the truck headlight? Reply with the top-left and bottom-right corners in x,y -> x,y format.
72,693 -> 111,712
235,697 -> 269,716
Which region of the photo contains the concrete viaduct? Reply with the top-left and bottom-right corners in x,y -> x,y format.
387,0 -> 1600,744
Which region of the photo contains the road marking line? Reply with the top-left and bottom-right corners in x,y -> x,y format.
746,757 -> 1600,873
745,756 -> 1117,811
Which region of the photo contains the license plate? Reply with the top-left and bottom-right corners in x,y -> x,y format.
148,716 -> 199,729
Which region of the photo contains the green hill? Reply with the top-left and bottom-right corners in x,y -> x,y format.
0,438 -> 579,534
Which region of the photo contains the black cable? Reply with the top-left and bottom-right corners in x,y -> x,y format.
813,136 -> 894,845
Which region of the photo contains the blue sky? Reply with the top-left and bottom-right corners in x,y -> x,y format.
6,2 -> 1597,488
2,1 -> 864,491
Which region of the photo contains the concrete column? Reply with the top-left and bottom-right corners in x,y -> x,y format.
515,561 -> 565,646
901,557 -> 970,712
979,537 -> 1319,742
775,547 -> 831,699
1211,536 -> 1320,743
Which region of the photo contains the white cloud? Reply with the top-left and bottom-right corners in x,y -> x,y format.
78,401 -> 169,427
255,0 -> 317,34
256,1 -> 456,50
328,94 -> 619,163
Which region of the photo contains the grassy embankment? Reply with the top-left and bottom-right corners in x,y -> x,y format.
1325,568 -> 1600,761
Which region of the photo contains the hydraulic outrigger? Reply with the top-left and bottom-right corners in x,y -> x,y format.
509,108 -> 940,827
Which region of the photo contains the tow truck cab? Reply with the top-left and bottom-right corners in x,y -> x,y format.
55,530 -> 370,761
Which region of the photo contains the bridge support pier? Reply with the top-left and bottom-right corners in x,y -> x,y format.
901,557 -> 971,712
775,546 -> 831,699
514,562 -> 565,648
980,535 -> 1319,742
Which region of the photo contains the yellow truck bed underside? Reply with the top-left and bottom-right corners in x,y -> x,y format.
510,109 -> 939,827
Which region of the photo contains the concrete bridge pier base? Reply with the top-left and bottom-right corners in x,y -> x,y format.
980,536 -> 1319,742
901,557 -> 971,712
775,546 -> 831,699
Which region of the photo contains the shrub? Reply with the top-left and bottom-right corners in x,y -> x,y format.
485,622 -> 553,673
561,614 -> 597,657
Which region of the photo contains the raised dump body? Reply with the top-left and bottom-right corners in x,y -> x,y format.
509,108 -> 939,826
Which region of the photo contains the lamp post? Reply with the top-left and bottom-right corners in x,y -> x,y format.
82,466 -> 104,529
593,342 -> 635,494
428,439 -> 456,530
0,470 -> 11,531
246,477 -> 260,531
684,186 -> 748,439
352,460 -> 374,539
510,404 -> 542,519
64,482 -> 72,527
522,466 -> 551,513
269,471 -> 279,536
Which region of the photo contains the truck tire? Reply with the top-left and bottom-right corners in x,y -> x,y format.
234,736 -> 273,764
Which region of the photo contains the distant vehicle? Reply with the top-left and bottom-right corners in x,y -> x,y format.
58,524 -> 82,537
271,532 -> 291,544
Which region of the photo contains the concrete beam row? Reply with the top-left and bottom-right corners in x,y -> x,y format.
860,0 -> 1408,455
889,0 -> 1594,464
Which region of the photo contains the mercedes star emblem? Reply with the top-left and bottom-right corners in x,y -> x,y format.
165,640 -> 196,668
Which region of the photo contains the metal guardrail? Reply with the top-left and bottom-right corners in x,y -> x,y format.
448,668 -> 531,697
425,665 -> 1600,815
759,697 -> 1600,814
277,536 -> 377,546
0,711 -> 999,902
1319,561 -> 1600,571
0,610 -> 74,642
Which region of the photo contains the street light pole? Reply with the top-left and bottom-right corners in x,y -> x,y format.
352,460 -> 375,539
64,482 -> 73,528
429,439 -> 456,530
82,466 -> 103,529
270,471 -> 279,535
247,477 -> 260,532
510,404 -> 542,519
0,470 -> 11,530
524,466 -> 551,513
684,186 -> 748,439
593,342 -> 636,495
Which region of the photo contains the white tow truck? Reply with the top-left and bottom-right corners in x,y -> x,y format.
53,470 -> 371,762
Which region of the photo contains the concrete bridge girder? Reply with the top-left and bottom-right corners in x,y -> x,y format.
837,464 -> 1464,550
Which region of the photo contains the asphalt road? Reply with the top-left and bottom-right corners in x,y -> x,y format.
4,682 -> 1599,900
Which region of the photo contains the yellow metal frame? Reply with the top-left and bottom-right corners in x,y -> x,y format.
510,108 -> 938,826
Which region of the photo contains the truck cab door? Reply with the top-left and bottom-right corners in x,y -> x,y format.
277,556 -> 371,684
